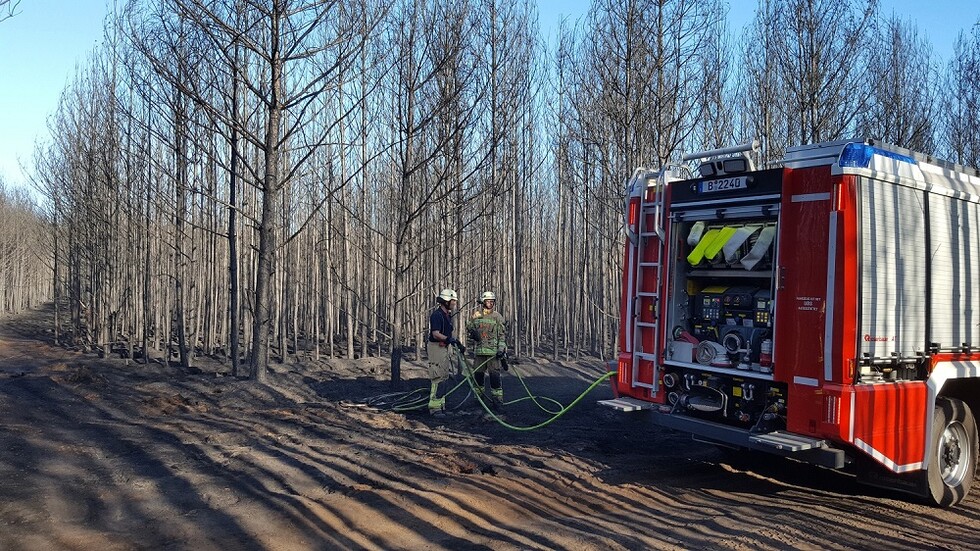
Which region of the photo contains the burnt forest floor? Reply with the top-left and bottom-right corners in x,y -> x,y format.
1,304 -> 978,550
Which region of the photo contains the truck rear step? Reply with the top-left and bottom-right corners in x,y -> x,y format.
652,411 -> 847,469
598,397 -> 654,412
749,431 -> 826,452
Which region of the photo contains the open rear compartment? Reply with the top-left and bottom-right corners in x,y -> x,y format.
659,167 -> 789,432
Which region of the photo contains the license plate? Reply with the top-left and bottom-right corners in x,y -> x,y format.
699,176 -> 747,193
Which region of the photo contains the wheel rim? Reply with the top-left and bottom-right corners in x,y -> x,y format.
937,420 -> 971,488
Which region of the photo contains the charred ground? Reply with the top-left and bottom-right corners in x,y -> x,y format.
1,305 -> 978,550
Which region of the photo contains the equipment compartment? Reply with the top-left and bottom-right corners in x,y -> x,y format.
664,170 -> 779,379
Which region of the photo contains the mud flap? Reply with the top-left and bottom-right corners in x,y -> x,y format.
855,460 -> 927,499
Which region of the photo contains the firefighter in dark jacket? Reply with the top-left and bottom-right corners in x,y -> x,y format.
427,288 -> 465,415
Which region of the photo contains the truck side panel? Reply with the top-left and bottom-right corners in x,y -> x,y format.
849,382 -> 928,471
776,165 -> 834,435
830,175 -> 860,386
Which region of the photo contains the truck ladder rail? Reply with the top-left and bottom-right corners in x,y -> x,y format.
629,168 -> 673,392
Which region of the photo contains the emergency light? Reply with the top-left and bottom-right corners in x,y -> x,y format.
838,142 -> 916,168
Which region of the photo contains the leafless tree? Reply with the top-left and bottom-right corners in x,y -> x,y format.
32,48 -> 130,356
381,0 -> 491,385
774,0 -> 878,148
27,0 -> 980,377
941,25 -> 980,167
474,0 -> 539,358
736,0 -> 785,163
856,14 -> 938,151
125,0 -> 380,381
687,0 -> 736,152
737,0 -> 878,161
551,0 -> 725,356
0,0 -> 20,23
0,181 -> 51,316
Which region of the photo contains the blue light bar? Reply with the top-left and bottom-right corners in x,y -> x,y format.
838,143 -> 917,168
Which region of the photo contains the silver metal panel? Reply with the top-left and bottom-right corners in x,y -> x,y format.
783,139 -> 854,168
835,144 -> 980,200
791,192 -> 831,202
929,198 -> 961,346
825,212 -> 839,382
597,397 -> 654,412
860,180 -> 927,358
972,202 -> 980,348
928,197 -> 980,348
749,431 -> 827,451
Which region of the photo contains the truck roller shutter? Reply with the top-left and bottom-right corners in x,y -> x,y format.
860,180 -> 926,359
928,196 -> 980,348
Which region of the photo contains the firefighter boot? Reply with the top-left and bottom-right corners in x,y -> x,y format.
428,381 -> 446,415
472,370 -> 487,405
428,396 -> 446,415
489,386 -> 504,409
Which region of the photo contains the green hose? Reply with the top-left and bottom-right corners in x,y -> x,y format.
465,362 -> 617,431
507,362 -> 565,415
368,353 -> 617,432
389,353 -> 488,412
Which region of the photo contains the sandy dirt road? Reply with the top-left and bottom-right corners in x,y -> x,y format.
1,306 -> 978,550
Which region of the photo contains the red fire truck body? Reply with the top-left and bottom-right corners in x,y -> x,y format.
602,139 -> 980,506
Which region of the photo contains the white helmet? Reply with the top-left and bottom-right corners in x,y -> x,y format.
480,291 -> 496,302
438,288 -> 458,302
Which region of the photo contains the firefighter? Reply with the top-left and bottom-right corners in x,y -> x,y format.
427,288 -> 465,415
467,291 -> 507,405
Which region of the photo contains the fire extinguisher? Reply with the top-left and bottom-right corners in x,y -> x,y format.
759,338 -> 773,373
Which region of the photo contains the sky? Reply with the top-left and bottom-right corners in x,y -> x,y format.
0,0 -> 977,190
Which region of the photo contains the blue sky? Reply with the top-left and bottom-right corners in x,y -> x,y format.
0,0 -> 109,187
0,0 -> 976,189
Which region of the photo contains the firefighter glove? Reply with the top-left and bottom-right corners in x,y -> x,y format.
451,340 -> 466,353
500,357 -> 509,371
495,350 -> 506,359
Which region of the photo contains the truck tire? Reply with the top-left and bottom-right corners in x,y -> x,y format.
924,397 -> 978,507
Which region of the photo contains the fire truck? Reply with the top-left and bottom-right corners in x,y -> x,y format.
600,139 -> 980,507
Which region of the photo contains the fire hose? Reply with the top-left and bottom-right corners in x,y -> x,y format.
355,354 -> 617,431
463,361 -> 617,431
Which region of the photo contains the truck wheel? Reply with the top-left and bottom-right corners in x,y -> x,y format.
924,398 -> 978,507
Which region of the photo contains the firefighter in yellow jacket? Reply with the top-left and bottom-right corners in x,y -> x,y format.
466,291 -> 507,404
